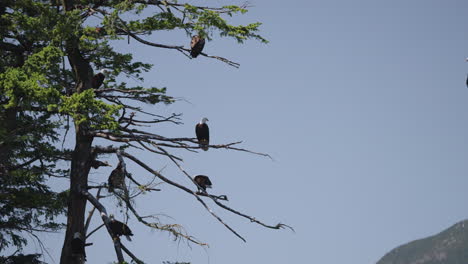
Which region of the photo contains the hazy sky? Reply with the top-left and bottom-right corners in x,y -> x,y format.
22,0 -> 468,263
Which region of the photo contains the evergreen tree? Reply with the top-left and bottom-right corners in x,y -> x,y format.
0,1 -> 289,263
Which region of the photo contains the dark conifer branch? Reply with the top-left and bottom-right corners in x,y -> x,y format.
132,0 -> 251,14
92,8 -> 241,68
122,28 -> 240,68
120,113 -> 183,125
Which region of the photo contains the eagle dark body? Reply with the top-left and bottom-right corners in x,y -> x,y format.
91,72 -> 105,89
194,175 -> 212,191
108,162 -> 125,193
195,122 -> 209,151
71,232 -> 86,261
110,218 -> 134,241
190,35 -> 205,58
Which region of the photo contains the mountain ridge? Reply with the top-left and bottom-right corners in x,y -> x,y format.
377,219 -> 468,264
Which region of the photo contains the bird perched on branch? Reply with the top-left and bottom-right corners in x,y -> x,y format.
194,175 -> 212,193
108,162 -> 125,193
109,215 -> 134,241
91,69 -> 109,89
195,117 -> 209,151
71,232 -> 86,261
190,35 -> 205,58
91,159 -> 110,169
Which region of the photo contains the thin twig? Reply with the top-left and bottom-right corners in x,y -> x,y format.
84,187 -> 103,233
81,189 -> 125,263
86,223 -> 105,239
120,151 -> 247,242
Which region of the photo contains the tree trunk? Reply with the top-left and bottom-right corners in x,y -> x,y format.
59,0 -> 95,259
0,108 -> 17,175
59,128 -> 93,264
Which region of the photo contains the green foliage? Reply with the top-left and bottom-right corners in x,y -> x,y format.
0,45 -> 63,109
59,89 -> 122,130
0,253 -> 46,264
0,0 -> 266,261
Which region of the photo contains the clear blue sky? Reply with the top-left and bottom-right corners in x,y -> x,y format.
24,0 -> 468,263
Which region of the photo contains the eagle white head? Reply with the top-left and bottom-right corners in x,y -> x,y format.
109,214 -> 115,220
99,69 -> 110,77
200,117 -> 209,124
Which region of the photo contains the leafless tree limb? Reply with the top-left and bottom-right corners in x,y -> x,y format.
119,151 -> 247,242
84,187 -> 103,234
86,223 -> 104,239
157,147 -> 287,230
121,243 -> 144,264
81,189 -> 125,263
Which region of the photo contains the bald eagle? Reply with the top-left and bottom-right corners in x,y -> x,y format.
190,35 -> 205,58
71,232 -> 86,261
195,117 -> 209,151
109,215 -> 134,241
91,69 -> 108,89
108,162 -> 125,193
194,175 -> 212,192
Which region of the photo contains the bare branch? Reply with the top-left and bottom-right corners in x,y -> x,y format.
84,187 -> 104,234
119,151 -> 247,242
157,147 -> 286,230
121,243 -> 144,264
86,223 -> 104,239
81,189 -> 125,263
114,190 -> 207,246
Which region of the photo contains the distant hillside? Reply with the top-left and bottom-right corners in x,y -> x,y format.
377,219 -> 468,264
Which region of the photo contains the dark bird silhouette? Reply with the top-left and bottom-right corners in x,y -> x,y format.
194,175 -> 212,192
108,162 -> 125,193
109,215 -> 134,241
71,232 -> 86,261
91,159 -> 110,169
195,117 -> 209,151
91,69 -> 109,89
190,35 -> 205,58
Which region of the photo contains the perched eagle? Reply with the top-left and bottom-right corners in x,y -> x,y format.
195,117 -> 209,151
194,175 -> 212,192
190,35 -> 205,58
71,232 -> 86,261
91,69 -> 109,89
466,74 -> 468,88
108,162 -> 125,193
109,215 -> 134,241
